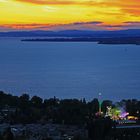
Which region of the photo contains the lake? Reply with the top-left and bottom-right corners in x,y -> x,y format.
0,38 -> 140,101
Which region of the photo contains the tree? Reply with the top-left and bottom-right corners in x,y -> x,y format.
19,94 -> 30,110
101,100 -> 112,113
31,96 -> 43,107
20,94 -> 30,101
88,98 -> 99,115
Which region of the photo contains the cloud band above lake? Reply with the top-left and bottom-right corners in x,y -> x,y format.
0,0 -> 140,31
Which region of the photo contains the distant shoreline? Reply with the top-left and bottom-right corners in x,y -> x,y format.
21,37 -> 140,45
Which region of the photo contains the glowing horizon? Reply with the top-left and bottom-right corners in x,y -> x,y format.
0,0 -> 140,31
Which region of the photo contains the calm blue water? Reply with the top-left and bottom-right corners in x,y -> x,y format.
0,38 -> 140,101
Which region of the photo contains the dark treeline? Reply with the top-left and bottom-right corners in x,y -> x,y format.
0,91 -> 140,124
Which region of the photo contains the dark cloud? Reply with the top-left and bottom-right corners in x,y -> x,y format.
1,21 -> 140,31
72,21 -> 103,25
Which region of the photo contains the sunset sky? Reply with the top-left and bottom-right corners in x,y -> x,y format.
0,0 -> 140,31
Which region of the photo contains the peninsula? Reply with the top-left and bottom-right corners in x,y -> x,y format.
21,37 -> 140,45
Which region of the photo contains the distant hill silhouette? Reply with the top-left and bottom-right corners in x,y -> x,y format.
1,29 -> 140,38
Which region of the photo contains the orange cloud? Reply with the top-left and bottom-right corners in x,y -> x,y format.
0,21 -> 103,31
1,21 -> 140,31
14,0 -> 140,17
123,8 -> 140,16
15,0 -> 78,5
103,1 -> 140,20
0,0 -> 140,30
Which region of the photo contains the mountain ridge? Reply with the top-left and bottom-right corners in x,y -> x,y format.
1,29 -> 140,37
